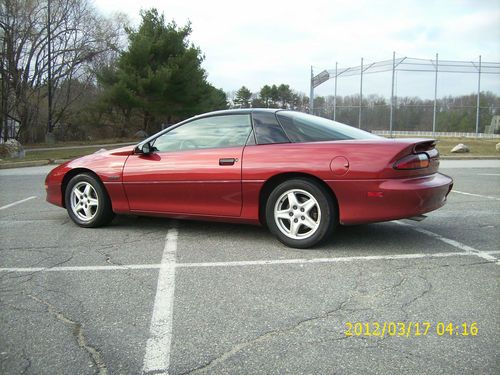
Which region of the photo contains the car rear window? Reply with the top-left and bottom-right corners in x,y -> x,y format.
276,111 -> 381,142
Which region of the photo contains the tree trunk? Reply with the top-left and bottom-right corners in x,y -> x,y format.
143,111 -> 150,134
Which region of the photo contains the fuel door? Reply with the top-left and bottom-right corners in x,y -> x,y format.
330,156 -> 349,176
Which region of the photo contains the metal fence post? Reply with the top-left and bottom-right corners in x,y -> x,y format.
333,62 -> 338,121
359,57 -> 363,128
390,51 -> 395,137
475,55 -> 481,134
309,66 -> 314,114
432,53 -> 438,134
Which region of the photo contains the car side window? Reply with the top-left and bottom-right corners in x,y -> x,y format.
153,114 -> 252,152
252,112 -> 290,145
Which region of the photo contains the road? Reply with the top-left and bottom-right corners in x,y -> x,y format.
1,161 -> 499,374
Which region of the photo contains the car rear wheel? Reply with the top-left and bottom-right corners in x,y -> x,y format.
265,178 -> 336,248
65,173 -> 114,227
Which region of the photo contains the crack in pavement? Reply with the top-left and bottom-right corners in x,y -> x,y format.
303,332 -> 358,346
0,254 -> 74,287
30,282 -> 86,313
93,250 -> 157,293
26,293 -> 108,375
400,275 -> 432,319
306,271 -> 409,346
397,260 -> 496,271
20,348 -> 32,375
180,268 -> 433,374
90,231 -> 166,249
180,273 -> 364,375
180,300 -> 354,375
0,246 -> 60,252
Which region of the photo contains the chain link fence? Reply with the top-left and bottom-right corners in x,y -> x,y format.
310,53 -> 500,135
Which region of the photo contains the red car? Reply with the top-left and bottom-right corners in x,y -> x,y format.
45,109 -> 453,248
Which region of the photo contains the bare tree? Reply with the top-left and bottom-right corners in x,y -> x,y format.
0,0 -> 125,142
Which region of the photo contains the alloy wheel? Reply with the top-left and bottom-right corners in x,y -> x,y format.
273,189 -> 321,240
70,181 -> 99,222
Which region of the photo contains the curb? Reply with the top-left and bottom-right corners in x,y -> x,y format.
24,142 -> 135,152
0,159 -> 71,169
440,156 -> 500,160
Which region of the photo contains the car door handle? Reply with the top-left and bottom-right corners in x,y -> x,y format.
219,158 -> 238,166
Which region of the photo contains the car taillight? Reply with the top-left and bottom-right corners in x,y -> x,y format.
393,153 -> 430,170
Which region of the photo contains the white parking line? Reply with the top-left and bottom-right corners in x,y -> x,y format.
142,226 -> 178,375
0,250 -> 494,274
395,221 -> 498,262
176,252 -> 475,268
0,196 -> 37,211
451,190 -> 500,201
0,264 -> 162,272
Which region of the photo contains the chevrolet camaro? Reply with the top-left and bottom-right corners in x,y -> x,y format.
45,109 -> 453,248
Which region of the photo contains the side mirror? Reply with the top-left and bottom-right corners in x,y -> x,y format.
136,142 -> 153,155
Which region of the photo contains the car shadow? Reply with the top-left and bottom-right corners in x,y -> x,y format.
96,214 -> 436,256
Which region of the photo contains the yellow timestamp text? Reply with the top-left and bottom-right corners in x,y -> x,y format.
344,321 -> 478,338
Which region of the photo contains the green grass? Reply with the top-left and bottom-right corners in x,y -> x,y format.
23,138 -> 136,149
0,144 -> 134,165
434,137 -> 499,156
1,136 -> 498,166
25,146 -> 121,161
389,136 -> 499,156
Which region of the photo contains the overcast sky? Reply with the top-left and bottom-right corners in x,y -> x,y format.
94,0 -> 500,99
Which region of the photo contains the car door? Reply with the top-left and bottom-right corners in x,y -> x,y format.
122,114 -> 252,217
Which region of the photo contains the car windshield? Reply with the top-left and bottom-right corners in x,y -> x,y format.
276,111 -> 382,142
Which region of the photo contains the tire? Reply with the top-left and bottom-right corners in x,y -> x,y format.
64,173 -> 114,228
265,178 -> 336,248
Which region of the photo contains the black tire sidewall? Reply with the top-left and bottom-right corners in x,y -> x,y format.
265,178 -> 336,248
64,173 -> 113,228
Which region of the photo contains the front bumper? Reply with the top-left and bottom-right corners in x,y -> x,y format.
45,164 -> 67,207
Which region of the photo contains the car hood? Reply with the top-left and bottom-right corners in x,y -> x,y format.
47,145 -> 136,182
65,144 -> 135,164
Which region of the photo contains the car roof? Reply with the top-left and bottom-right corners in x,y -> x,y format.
138,108 -> 287,146
198,108 -> 282,118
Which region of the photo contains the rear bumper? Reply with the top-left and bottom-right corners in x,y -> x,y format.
328,173 -> 453,225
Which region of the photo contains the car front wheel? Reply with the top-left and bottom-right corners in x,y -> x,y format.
65,173 -> 114,227
265,178 -> 336,248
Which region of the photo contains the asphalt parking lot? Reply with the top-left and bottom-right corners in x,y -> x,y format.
1,160 -> 499,375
